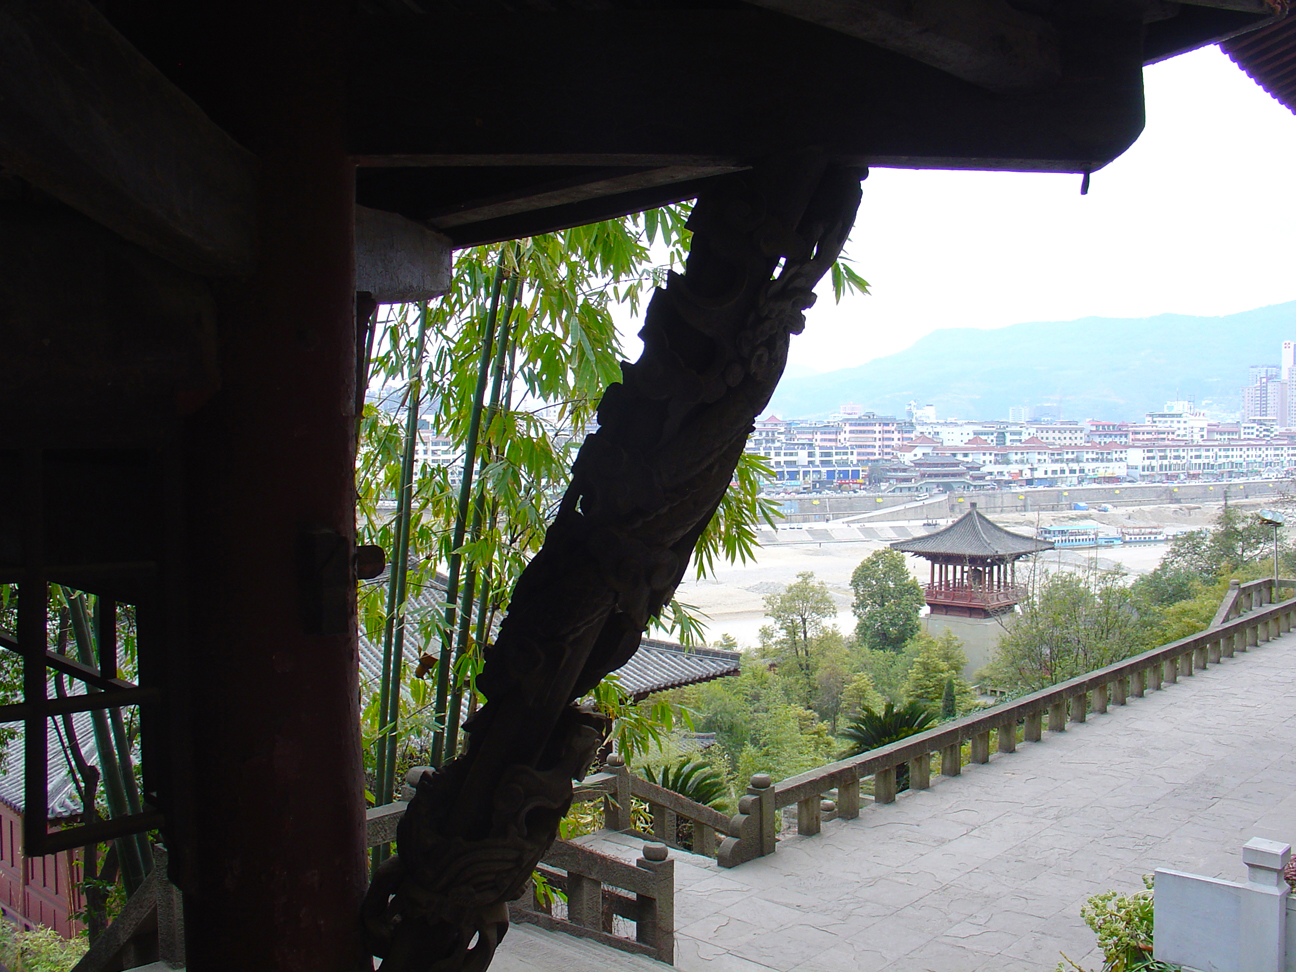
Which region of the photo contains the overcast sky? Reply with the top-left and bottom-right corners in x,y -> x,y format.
618,44 -> 1296,375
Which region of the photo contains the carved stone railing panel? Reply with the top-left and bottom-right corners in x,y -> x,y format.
515,840 -> 675,966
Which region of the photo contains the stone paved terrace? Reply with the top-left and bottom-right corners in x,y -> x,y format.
557,626 -> 1296,972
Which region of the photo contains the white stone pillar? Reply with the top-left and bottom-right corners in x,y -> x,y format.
1241,837 -> 1290,972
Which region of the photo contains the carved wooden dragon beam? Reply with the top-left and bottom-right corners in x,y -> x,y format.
361,153 -> 864,972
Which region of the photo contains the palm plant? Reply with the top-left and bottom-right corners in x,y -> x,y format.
839,701 -> 935,792
641,758 -> 728,810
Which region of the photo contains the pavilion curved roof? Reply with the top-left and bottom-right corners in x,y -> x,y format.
891,506 -> 1053,558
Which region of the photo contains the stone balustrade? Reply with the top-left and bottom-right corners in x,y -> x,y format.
364,774 -> 675,964
519,837 -> 674,965
592,755 -> 750,865
1211,576 -> 1295,627
364,583 -> 1296,891
1155,837 -> 1293,972
757,588 -> 1296,853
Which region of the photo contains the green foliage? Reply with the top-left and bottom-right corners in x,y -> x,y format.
1129,563 -> 1200,609
587,674 -> 690,765
681,661 -> 838,784
0,923 -> 87,972
852,642 -> 923,705
761,572 -> 837,687
903,630 -> 974,716
1056,876 -> 1177,972
840,671 -> 886,723
641,759 -> 729,810
941,676 -> 957,719
1162,503 -> 1279,579
849,549 -> 925,651
838,701 -> 935,758
354,203 -> 855,768
981,568 -> 1155,694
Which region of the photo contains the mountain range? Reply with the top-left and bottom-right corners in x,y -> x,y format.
766,300 -> 1296,422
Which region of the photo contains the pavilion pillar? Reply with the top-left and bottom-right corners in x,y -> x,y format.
180,2 -> 366,969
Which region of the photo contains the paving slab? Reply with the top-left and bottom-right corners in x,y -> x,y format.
573,627 -> 1296,971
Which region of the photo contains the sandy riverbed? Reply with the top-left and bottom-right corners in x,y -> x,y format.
675,500 -> 1250,648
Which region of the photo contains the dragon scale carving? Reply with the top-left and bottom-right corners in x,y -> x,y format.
362,155 -> 864,972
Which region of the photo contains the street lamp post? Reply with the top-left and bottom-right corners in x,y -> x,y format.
1259,509 -> 1286,595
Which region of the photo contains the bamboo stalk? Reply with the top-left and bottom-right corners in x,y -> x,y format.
431,249 -> 509,767
372,303 -> 430,872
444,261 -> 522,758
66,593 -> 147,894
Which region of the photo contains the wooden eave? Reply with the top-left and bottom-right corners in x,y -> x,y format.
1,0 -> 1275,272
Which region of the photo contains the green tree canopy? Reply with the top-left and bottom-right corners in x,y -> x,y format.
761,571 -> 838,690
850,549 -> 926,651
1162,503 -> 1277,579
980,568 -> 1154,694
903,630 -> 973,716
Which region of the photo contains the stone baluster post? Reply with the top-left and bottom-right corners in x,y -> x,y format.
940,741 -> 962,776
910,753 -> 932,790
1048,700 -> 1067,732
874,766 -> 898,803
636,842 -> 674,965
997,722 -> 1016,754
837,771 -> 861,820
567,872 -> 603,930
752,773 -> 776,857
1241,838 -> 1290,972
798,793 -> 822,835
604,754 -> 634,832
1024,710 -> 1043,742
970,731 -> 991,764
1070,693 -> 1087,723
1094,683 -> 1109,714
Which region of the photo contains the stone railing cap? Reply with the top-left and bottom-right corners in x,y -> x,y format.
643,842 -> 669,862
1243,837 -> 1291,868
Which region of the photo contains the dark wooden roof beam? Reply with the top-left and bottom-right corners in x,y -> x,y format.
422,164 -> 747,230
0,0 -> 258,276
738,0 -> 1062,92
349,8 -> 1149,238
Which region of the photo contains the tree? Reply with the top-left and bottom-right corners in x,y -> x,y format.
981,568 -> 1154,694
761,571 -> 837,692
839,701 -> 935,758
641,759 -> 728,810
850,549 -> 925,651
839,701 -> 934,791
1162,503 -> 1276,579
941,677 -> 957,719
904,630 -> 973,716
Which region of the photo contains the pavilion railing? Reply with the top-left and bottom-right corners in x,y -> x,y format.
923,583 -> 1026,608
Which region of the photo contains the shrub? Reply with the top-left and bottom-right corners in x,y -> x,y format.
0,922 -> 87,972
1056,876 -> 1179,972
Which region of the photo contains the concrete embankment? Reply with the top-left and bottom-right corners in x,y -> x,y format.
772,479 -> 1288,523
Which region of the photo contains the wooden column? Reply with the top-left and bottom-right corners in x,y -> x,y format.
180,2 -> 366,968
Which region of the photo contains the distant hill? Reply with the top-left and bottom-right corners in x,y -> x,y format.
766,301 -> 1296,421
